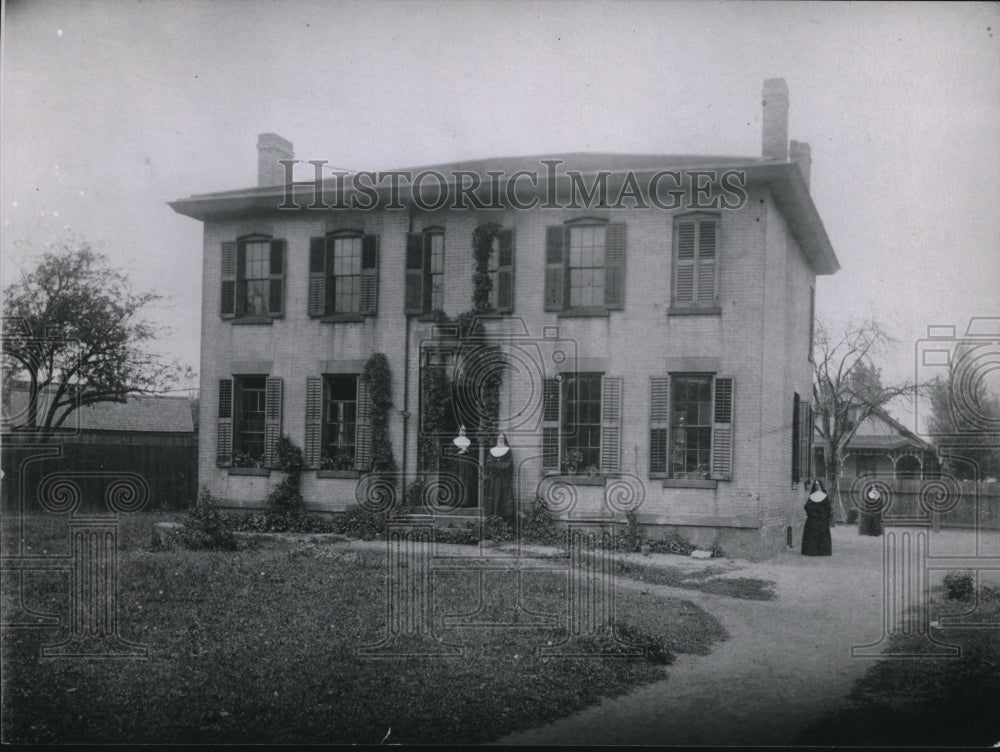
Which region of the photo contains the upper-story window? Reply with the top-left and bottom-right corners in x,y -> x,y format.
220,235 -> 285,320
405,228 -> 445,314
308,231 -> 379,318
671,214 -> 718,311
545,219 -> 625,313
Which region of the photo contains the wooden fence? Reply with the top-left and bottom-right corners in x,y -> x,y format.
839,477 -> 1000,530
1,438 -> 197,513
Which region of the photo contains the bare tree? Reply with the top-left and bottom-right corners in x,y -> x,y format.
2,237 -> 189,440
812,318 -> 920,520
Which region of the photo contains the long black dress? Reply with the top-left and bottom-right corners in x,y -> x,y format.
484,449 -> 514,520
801,497 -> 833,556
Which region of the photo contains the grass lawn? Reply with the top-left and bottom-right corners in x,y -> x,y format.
798,587 -> 1000,747
2,513 -> 727,744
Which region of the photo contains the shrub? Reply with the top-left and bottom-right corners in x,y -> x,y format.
615,509 -> 644,553
519,495 -> 563,545
180,488 -> 238,550
943,570 -> 975,600
644,531 -> 696,556
333,505 -> 387,540
482,515 -> 514,543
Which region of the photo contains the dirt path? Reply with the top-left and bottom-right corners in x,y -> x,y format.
496,526 -> 933,746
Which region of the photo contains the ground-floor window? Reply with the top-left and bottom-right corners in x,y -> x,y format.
322,375 -> 358,469
234,375 -> 267,463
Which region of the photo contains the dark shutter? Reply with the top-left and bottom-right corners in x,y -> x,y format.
674,220 -> 695,306
604,223 -> 626,309
792,393 -> 802,482
696,220 -> 717,305
268,240 -> 285,315
308,237 -> 327,317
263,377 -> 283,467
710,376 -> 734,480
235,242 -> 247,316
360,234 -> 379,315
541,377 -> 560,470
544,226 -> 565,311
497,228 -> 515,313
405,232 -> 425,314
355,375 -> 372,471
217,378 -> 234,466
600,376 -> 622,473
649,376 -> 670,475
304,376 -> 323,468
221,241 -> 237,318
799,400 -> 813,482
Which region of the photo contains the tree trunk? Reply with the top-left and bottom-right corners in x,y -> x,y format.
826,451 -> 849,525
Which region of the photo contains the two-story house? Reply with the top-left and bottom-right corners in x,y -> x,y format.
170,78 -> 839,558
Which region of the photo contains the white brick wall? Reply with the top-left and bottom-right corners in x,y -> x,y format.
196,183 -> 820,557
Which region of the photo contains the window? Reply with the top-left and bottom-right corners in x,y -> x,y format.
322,375 -> 358,469
671,214 -> 718,310
563,373 -> 603,471
304,374 -> 372,472
236,376 -> 267,461
216,376 -> 283,467
648,374 -> 734,481
670,375 -> 713,479
541,373 -> 622,475
568,226 -> 605,307
487,236 -> 500,310
308,232 -> 379,317
404,228 -> 445,314
545,221 -> 625,312
219,236 -> 285,319
429,232 -> 445,311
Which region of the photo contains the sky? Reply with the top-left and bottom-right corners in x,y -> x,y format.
2,0 -> 999,430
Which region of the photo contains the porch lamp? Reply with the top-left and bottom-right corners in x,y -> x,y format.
490,432 -> 510,458
453,425 -> 471,454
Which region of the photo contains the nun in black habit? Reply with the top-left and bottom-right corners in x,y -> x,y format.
801,480 -> 833,556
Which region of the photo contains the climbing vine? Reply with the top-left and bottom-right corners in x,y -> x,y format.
363,353 -> 397,474
417,223 -> 507,473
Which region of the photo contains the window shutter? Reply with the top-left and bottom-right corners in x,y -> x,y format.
792,393 -> 802,482
649,376 -> 670,475
497,228 -> 515,313
710,376 -> 734,480
308,237 -> 327,317
604,222 -> 626,309
216,378 -> 233,466
221,241 -> 237,318
544,226 -> 565,311
304,376 -> 323,469
263,377 -> 283,467
799,401 -> 813,482
600,376 -> 622,473
405,232 -> 425,314
541,377 -> 561,470
355,375 -> 372,471
696,220 -> 717,304
360,234 -> 379,315
674,221 -> 695,306
268,240 -> 285,315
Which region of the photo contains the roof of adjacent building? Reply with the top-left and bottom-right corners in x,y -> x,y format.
2,387 -> 195,434
832,408 -> 934,453
169,151 -> 839,275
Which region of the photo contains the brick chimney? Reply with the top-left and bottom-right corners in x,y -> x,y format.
789,140 -> 812,187
257,133 -> 294,187
761,78 -> 789,161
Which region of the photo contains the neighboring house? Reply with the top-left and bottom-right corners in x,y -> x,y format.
813,406 -> 940,484
1,385 -> 197,511
169,78 -> 839,558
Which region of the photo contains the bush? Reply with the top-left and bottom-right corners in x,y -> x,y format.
180,488 -> 238,551
482,515 -> 514,543
615,510 -> 644,553
943,570 -> 975,600
332,505 -> 387,540
519,495 -> 563,545
644,531 -> 696,556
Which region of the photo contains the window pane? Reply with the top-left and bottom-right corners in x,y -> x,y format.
670,375 -> 713,478
322,375 -> 358,467
235,375 -> 267,461
562,372 -> 602,471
